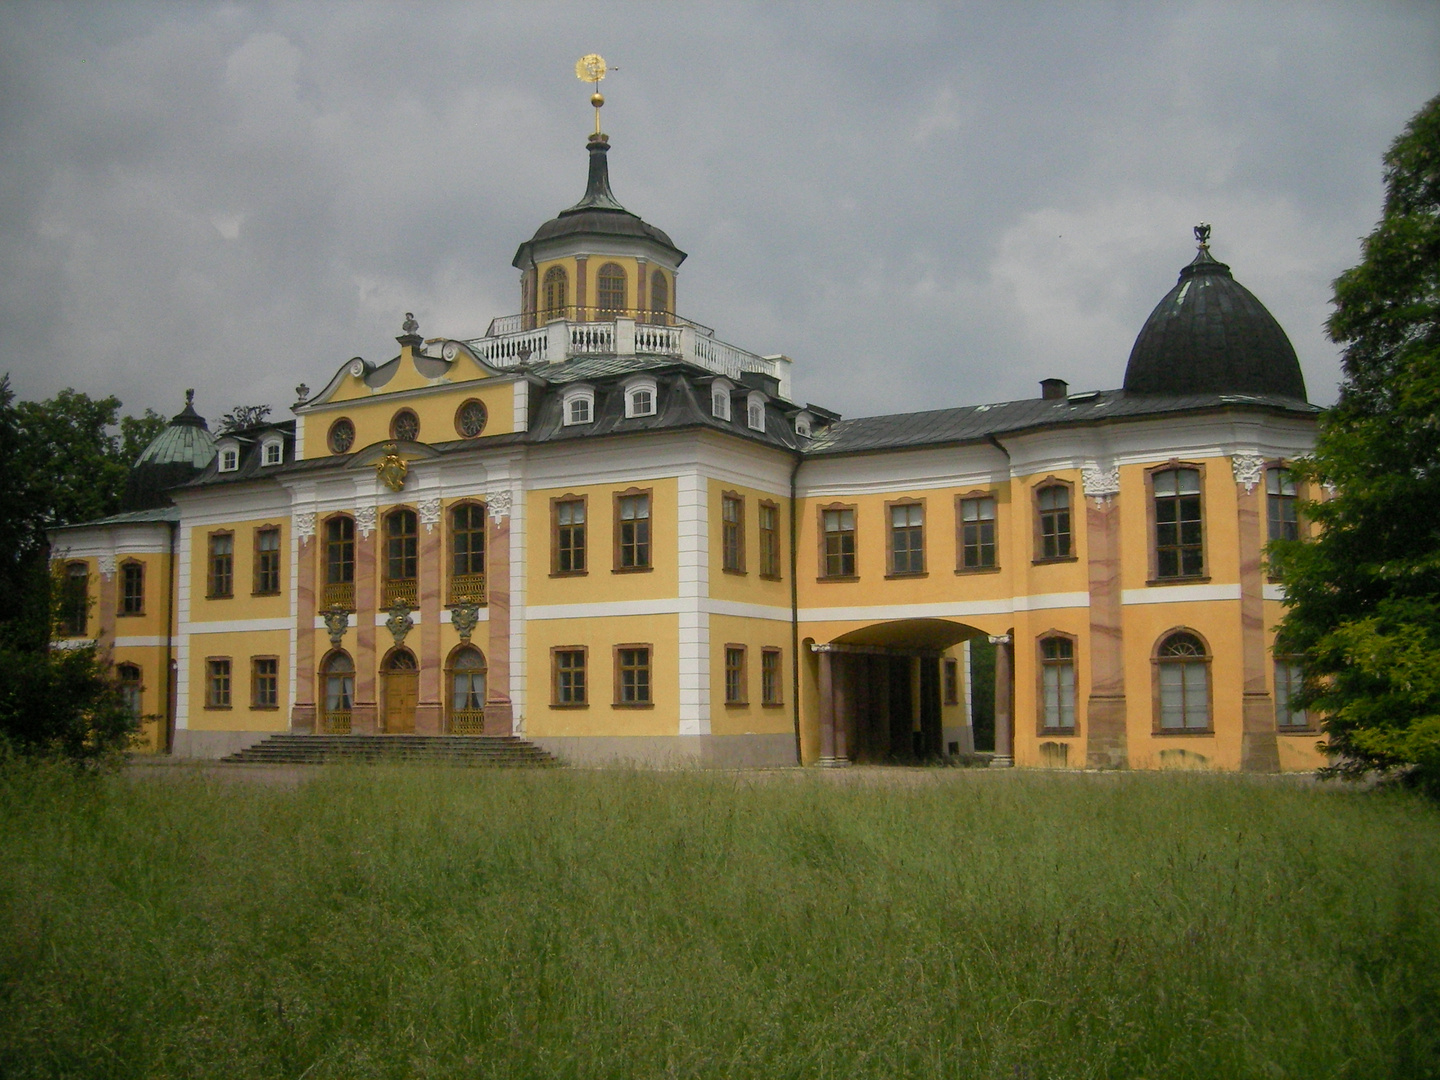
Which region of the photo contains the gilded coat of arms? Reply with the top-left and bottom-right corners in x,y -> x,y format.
375,444 -> 409,492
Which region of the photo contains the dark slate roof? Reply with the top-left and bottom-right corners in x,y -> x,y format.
806,389 -> 1317,456
512,135 -> 685,267
181,421 -> 297,488
52,506 -> 180,531
1123,244 -> 1307,399
121,392 -> 218,510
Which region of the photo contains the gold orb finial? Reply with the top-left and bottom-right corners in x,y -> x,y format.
576,54 -> 611,135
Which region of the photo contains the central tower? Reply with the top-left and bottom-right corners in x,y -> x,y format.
512,55 -> 687,329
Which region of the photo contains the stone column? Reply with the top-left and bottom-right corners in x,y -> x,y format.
352,508 -> 379,734
817,647 -> 837,763
989,634 -> 1014,767
1083,465 -> 1129,768
833,653 -> 852,762
1234,455 -> 1281,772
291,515 -> 316,733
485,493 -> 514,736
415,498 -> 444,735
95,556 -> 116,652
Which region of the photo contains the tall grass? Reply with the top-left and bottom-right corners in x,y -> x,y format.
1,764 -> 1437,1079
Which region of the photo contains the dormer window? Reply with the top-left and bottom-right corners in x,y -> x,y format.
218,443 -> 240,473
711,379 -> 733,421
562,385 -> 595,426
625,377 -> 658,419
794,411 -> 813,439
261,439 -> 283,467
746,392 -> 766,433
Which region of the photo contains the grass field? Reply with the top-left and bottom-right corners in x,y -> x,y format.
1,763 -> 1438,1079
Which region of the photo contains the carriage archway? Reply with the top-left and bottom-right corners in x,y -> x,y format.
810,618 -> 1011,765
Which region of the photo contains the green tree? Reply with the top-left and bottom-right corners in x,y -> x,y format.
1272,93 -> 1440,789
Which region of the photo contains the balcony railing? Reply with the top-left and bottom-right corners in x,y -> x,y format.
322,581 -> 354,610
448,708 -> 485,735
382,579 -> 418,609
448,572 -> 486,606
461,311 -> 791,399
319,710 -> 352,734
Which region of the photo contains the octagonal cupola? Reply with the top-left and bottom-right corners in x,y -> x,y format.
1123,225 -> 1307,401
512,56 -> 686,326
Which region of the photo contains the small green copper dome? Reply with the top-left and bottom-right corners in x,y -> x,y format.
121,390 -> 217,510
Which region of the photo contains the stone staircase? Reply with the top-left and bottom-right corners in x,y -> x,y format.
221,734 -> 559,768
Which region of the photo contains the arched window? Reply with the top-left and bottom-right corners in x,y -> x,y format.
320,652 -> 354,734
1155,631 -> 1210,731
117,663 -> 143,719
323,516 -> 355,610
597,263 -> 626,317
543,265 -> 568,319
60,562 -> 88,637
448,646 -> 487,734
650,269 -> 669,323
449,503 -> 487,605
383,509 -> 418,607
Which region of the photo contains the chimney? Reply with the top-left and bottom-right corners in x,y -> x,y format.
1040,378 -> 1068,400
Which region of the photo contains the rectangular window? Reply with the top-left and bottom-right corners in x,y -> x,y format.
1040,637 -> 1076,732
554,498 -> 587,574
1275,658 -> 1307,729
821,507 -> 856,578
761,648 -> 782,705
206,658 -> 231,708
758,501 -> 781,579
60,562 -> 88,636
616,646 -> 652,705
724,645 -> 746,705
1154,468 -> 1204,578
324,516 -> 355,609
959,496 -> 996,569
943,658 -> 959,706
553,648 -> 587,706
1037,485 -> 1072,560
616,492 -> 651,570
722,494 -> 745,573
254,527 -> 281,595
207,533 -> 234,598
383,509 -> 418,607
252,657 -> 279,709
449,503 -> 487,604
1267,468 -> 1299,543
889,502 -> 924,575
120,561 -> 144,616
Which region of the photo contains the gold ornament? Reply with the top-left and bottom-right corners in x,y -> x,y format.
575,54 -> 606,82
375,444 -> 409,492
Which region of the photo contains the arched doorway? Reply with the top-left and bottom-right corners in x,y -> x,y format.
447,646 -> 487,735
816,618 -> 991,763
382,649 -> 418,733
320,651 -> 354,734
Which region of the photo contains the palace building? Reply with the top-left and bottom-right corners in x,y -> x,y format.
49,102 -> 1325,771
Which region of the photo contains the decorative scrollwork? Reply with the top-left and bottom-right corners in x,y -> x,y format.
450,603 -> 480,643
487,489 -> 512,522
355,505 -> 377,538
386,602 -> 414,646
1230,452 -> 1266,493
97,554 -> 116,578
322,608 -> 349,646
418,498 -> 442,532
295,512 -> 316,542
1082,463 -> 1120,500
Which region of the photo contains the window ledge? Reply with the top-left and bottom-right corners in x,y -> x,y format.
550,570 -> 588,578
816,575 -> 859,583
206,594 -> 234,601
1145,576 -> 1211,587
954,565 -> 1000,576
1277,727 -> 1317,735
1032,556 -> 1079,566
251,705 -> 280,712
885,571 -> 928,580
252,590 -> 282,598
724,701 -> 749,708
1152,728 -> 1214,736
117,612 -> 145,618
1039,727 -> 1078,736
722,568 -> 747,576
612,566 -> 654,575
762,702 -> 785,709
550,703 -> 590,710
612,702 -> 655,709
758,573 -> 783,582
203,705 -> 233,711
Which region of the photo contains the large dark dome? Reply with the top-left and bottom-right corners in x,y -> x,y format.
1123,241 -> 1306,400
121,391 -> 216,511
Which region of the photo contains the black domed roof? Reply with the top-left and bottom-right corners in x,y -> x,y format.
121,391 -> 216,511
1123,236 -> 1306,400
512,135 -> 685,267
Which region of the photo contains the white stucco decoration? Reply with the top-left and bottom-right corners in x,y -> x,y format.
1230,452 -> 1266,493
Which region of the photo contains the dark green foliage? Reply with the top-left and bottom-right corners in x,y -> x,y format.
0,645 -> 136,763
218,404 -> 271,434
1272,93 -> 1440,789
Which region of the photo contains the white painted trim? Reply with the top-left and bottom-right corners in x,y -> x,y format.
1262,584 -> 1286,602
1015,591 -> 1090,611
184,617 -> 295,634
676,470 -> 709,735
373,611 -> 422,627
113,636 -> 166,648
527,598 -> 684,621
176,519 -> 192,729
799,592 -> 1089,624
1121,583 -> 1243,605
705,599 -> 792,622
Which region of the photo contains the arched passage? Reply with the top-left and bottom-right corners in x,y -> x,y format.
812,618 -> 1005,764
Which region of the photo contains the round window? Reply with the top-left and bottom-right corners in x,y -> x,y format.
455,399 -> 488,438
391,409 -> 420,442
327,418 -> 355,455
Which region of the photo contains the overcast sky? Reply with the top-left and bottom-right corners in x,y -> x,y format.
1,3 -> 1436,427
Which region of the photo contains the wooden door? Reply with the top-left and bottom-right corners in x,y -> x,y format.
383,652 -> 418,733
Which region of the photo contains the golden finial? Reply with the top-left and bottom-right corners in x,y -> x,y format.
576,53 -> 609,135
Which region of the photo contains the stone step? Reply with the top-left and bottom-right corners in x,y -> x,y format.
221,734 -> 559,767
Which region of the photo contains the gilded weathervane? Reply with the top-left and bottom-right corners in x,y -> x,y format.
576,53 -> 612,135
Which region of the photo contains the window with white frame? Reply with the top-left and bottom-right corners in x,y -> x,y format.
625,378 -> 658,419
795,411 -> 813,438
562,386 -> 594,426
711,380 -> 732,420
746,392 -> 766,432
217,443 -> 240,472
261,439 -> 283,466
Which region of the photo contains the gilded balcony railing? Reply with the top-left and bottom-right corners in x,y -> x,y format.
319,710 -> 352,735
448,572 -> 487,606
382,579 -> 418,608
322,581 -> 354,610
448,708 -> 485,735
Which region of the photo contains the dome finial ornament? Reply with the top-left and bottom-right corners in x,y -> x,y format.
1194,222 -> 1211,251
185,388 -> 195,406
576,54 -> 610,136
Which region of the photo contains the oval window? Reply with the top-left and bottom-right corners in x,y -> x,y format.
327,418 -> 356,455
455,399 -> 488,438
391,409 -> 420,442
